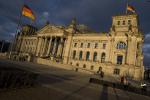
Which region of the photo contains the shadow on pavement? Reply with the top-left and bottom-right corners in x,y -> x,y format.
113,88 -> 120,100
37,73 -> 76,85
100,84 -> 108,100
61,83 -> 90,100
0,67 -> 39,90
89,78 -> 150,97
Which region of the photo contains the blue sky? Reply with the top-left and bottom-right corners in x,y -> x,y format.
0,0 -> 150,67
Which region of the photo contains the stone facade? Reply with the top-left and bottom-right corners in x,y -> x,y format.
12,14 -> 144,80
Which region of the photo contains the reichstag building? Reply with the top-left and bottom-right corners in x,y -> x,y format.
11,14 -> 144,80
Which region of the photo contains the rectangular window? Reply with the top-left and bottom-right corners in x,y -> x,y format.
95,43 -> 98,48
114,69 -> 120,75
103,43 -> 106,49
91,66 -> 94,70
117,55 -> 123,65
80,43 -> 83,48
128,20 -> 131,25
87,43 -> 90,48
123,21 -> 126,25
118,21 -> 120,25
74,43 -> 77,47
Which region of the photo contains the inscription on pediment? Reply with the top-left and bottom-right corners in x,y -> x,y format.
37,25 -> 64,35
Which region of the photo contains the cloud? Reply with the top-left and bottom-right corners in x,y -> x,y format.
0,0 -> 150,66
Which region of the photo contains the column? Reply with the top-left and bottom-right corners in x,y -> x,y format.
57,37 -> 64,57
36,37 -> 41,56
40,37 -> 44,56
46,37 -> 52,56
62,38 -> 67,58
42,37 -> 48,56
52,37 -> 57,56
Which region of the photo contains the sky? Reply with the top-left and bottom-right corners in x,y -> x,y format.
0,0 -> 150,67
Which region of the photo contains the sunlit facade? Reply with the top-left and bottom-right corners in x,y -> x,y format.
12,14 -> 144,80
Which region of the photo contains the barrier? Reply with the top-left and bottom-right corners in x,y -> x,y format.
89,78 -> 150,97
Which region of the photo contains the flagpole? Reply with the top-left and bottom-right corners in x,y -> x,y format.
9,2 -> 24,59
126,0 -> 129,14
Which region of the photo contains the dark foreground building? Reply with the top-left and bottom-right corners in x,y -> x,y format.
0,40 -> 11,53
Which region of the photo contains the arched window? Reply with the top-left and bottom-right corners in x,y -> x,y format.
91,66 -> 94,70
93,52 -> 97,61
72,50 -> 76,59
83,64 -> 86,68
70,62 -> 72,65
79,51 -> 83,60
101,52 -> 106,63
86,51 -> 90,61
76,63 -> 79,66
117,42 -> 126,49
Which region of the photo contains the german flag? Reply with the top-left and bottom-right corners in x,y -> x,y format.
22,5 -> 35,21
127,5 -> 136,13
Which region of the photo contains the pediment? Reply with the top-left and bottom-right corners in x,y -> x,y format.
37,25 -> 65,35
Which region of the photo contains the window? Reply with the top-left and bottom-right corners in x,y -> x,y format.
95,43 -> 98,48
87,43 -> 90,48
118,21 -> 120,25
93,52 -> 97,61
117,55 -> 123,65
117,42 -> 126,49
128,20 -> 131,25
123,21 -> 126,25
114,69 -> 120,75
86,51 -> 90,61
91,66 -> 94,70
83,64 -> 86,68
98,67 -> 102,71
137,42 -> 140,49
72,50 -> 76,59
76,63 -> 79,67
79,51 -> 83,60
70,62 -> 72,65
101,52 -> 106,63
80,43 -> 83,48
74,43 -> 77,47
103,43 -> 106,49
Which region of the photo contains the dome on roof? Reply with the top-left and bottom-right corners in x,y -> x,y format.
21,25 -> 38,35
77,24 -> 94,33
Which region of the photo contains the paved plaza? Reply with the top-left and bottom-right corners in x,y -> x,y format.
0,59 -> 150,100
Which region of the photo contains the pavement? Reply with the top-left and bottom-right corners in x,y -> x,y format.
0,59 -> 150,100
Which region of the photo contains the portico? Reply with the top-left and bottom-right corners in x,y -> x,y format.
35,25 -> 67,62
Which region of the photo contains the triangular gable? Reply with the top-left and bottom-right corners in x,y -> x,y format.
36,25 -> 65,35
